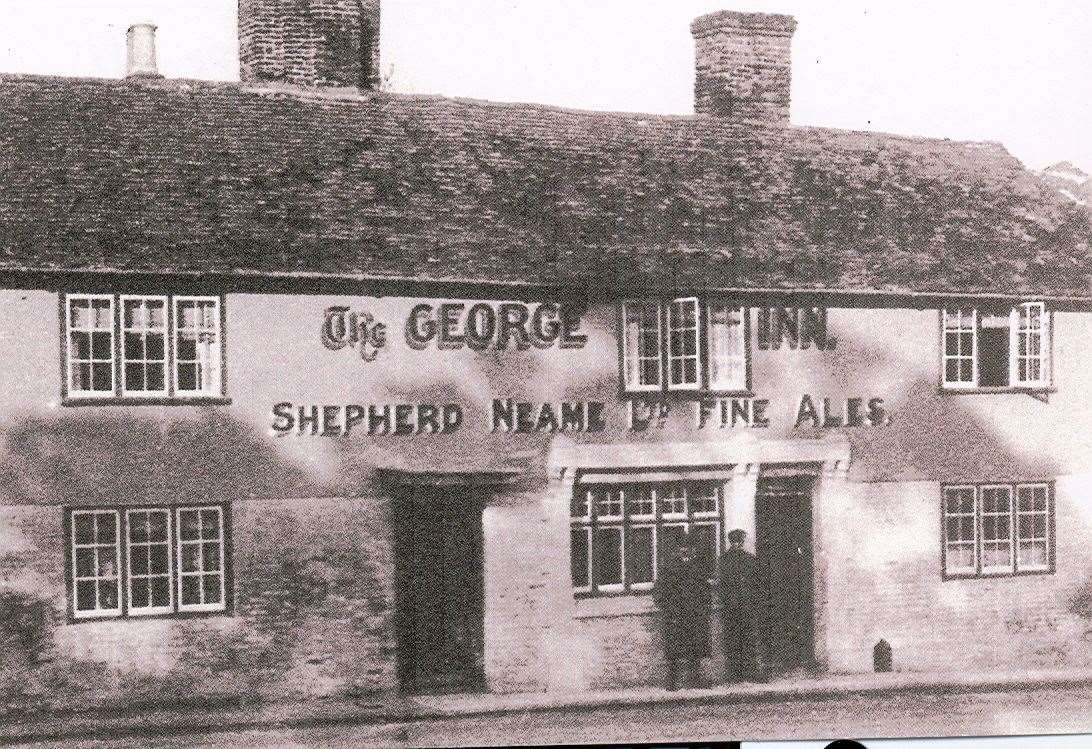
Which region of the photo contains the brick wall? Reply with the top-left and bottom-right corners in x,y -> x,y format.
691,10 -> 796,124
0,495 -> 398,717
818,477 -> 1092,673
239,0 -> 381,89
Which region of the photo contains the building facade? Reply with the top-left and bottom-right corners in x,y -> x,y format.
0,1 -> 1090,715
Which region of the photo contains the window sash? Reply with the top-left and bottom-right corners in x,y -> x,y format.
979,485 -> 1014,574
666,298 -> 701,390
1013,302 -> 1048,386
120,295 -> 170,397
622,301 -> 663,391
1015,483 -> 1051,572
173,296 -> 223,397
66,294 -> 117,398
176,506 -> 227,613
125,508 -> 174,616
943,486 -> 978,575
707,303 -> 747,391
942,309 -> 977,388
70,510 -> 122,619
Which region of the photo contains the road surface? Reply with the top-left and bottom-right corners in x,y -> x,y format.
15,683 -> 1092,748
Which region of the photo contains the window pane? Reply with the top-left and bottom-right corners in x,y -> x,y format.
75,547 -> 95,577
129,544 -> 149,574
179,510 -> 200,541
690,484 -> 718,514
628,526 -> 654,585
152,578 -> 172,608
202,575 -> 223,604
658,486 -> 686,516
181,575 -> 201,605
691,523 -> 718,580
570,528 -> 589,588
201,509 -> 221,539
593,527 -> 623,587
181,544 -> 201,573
76,580 -> 97,611
97,581 -> 118,609
630,487 -> 654,517
149,544 -> 169,575
658,524 -> 687,575
74,514 -> 95,545
131,577 -> 150,609
202,543 -> 222,572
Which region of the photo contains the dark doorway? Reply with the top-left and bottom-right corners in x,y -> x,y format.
393,487 -> 486,695
755,474 -> 815,675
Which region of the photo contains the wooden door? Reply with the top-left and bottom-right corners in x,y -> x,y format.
394,488 -> 485,695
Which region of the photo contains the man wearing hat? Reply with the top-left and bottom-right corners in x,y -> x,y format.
654,530 -> 712,690
718,528 -> 766,682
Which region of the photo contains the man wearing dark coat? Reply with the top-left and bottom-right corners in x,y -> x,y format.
654,531 -> 712,690
718,528 -> 766,683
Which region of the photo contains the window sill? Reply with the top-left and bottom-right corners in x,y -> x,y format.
937,386 -> 1055,396
62,396 -> 232,408
622,389 -> 755,402
942,568 -> 1055,581
65,609 -> 235,625
573,593 -> 656,620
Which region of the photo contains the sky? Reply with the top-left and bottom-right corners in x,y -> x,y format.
0,0 -> 1088,172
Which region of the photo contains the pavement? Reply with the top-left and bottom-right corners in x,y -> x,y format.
2,666 -> 1092,747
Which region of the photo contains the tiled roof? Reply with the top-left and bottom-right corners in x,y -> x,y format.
0,73 -> 1089,299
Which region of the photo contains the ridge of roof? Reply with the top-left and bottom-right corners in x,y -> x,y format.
0,71 -> 1016,158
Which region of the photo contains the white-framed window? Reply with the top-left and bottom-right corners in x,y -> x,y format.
941,303 -> 1049,390
621,298 -> 749,394
176,506 -> 227,613
63,293 -> 225,401
942,483 -> 1053,578
66,505 -> 230,619
66,294 -> 116,398
173,297 -> 222,396
70,510 -> 122,619
621,301 -> 662,392
707,303 -> 748,391
121,295 -> 169,396
571,482 -> 723,596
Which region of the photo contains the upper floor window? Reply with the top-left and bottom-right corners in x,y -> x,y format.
942,482 -> 1053,579
64,293 -> 225,402
942,303 -> 1049,390
621,298 -> 748,395
67,504 -> 230,620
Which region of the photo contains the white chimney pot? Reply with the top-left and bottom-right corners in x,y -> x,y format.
126,23 -> 161,78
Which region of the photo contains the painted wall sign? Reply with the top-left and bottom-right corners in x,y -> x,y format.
404,302 -> 588,351
321,307 -> 388,361
756,307 -> 836,351
270,395 -> 889,436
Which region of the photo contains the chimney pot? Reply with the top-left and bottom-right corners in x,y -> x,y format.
126,23 -> 162,79
691,10 -> 797,125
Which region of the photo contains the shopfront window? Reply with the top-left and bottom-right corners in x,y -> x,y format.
571,482 -> 723,596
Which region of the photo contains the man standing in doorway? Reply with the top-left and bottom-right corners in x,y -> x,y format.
718,528 -> 766,683
655,531 -> 712,690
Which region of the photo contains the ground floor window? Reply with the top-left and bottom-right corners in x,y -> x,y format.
67,504 -> 230,619
942,483 -> 1053,578
571,481 -> 723,596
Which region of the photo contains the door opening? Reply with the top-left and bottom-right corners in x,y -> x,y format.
393,487 -> 486,695
755,474 -> 816,675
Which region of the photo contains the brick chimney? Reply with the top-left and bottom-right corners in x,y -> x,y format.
238,0 -> 381,90
691,10 -> 796,125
